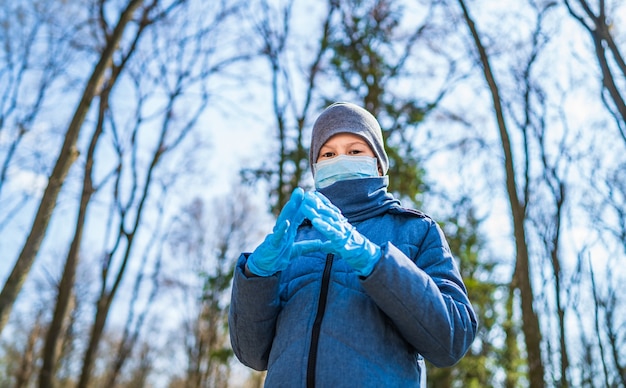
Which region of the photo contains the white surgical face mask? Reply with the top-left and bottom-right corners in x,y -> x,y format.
314,155 -> 379,189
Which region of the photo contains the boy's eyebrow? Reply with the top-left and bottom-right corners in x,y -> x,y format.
346,141 -> 368,146
321,140 -> 368,149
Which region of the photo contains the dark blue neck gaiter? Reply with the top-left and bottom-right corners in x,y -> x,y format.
317,176 -> 401,223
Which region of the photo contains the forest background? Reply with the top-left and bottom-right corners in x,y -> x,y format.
0,0 -> 625,387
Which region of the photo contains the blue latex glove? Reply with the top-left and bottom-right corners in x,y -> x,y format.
301,191 -> 381,276
247,188 -> 310,276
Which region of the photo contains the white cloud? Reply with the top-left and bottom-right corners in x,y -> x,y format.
5,166 -> 48,197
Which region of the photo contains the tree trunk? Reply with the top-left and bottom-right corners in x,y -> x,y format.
14,314 -> 43,388
457,1 -> 545,386
78,295 -> 115,388
38,70 -> 110,388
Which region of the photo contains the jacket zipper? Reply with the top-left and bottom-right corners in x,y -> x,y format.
306,253 -> 334,388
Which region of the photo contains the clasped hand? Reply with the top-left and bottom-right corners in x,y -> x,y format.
246,188 -> 381,277
300,191 -> 381,276
246,188 -> 317,276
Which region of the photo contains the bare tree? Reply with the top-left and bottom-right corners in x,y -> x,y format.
456,1 -> 545,386
241,0 -> 338,211
516,3 -> 576,385
602,280 -> 626,387
0,0 -> 145,335
563,0 -> 626,144
584,161 -> 626,386
38,9 -> 144,386
167,185 -> 263,387
7,0 -> 253,385
76,32 -> 211,388
37,1 -> 187,385
0,1 -> 76,231
103,195 -> 167,387
13,311 -> 44,388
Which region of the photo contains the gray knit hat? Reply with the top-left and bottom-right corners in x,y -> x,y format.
309,102 -> 389,175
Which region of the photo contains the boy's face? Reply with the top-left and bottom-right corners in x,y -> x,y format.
317,132 -> 381,175
317,132 -> 376,161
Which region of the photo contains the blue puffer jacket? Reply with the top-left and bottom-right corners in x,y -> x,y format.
229,177 -> 477,387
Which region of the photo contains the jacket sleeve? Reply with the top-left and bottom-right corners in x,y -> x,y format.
228,253 -> 281,371
360,220 -> 478,367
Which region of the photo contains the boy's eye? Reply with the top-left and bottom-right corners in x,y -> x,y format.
348,149 -> 362,155
320,152 -> 335,158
